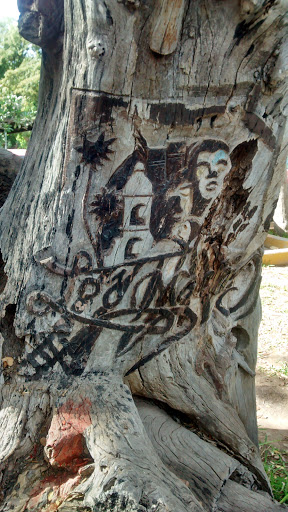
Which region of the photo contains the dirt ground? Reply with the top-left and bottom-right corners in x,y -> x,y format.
256,265 -> 288,453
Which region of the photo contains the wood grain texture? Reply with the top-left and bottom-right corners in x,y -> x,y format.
150,0 -> 186,56
136,397 -> 285,512
217,480 -> 287,511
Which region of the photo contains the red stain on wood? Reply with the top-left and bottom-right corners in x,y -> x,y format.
28,471 -> 82,511
27,398 -> 93,510
45,397 -> 92,470
29,443 -> 39,460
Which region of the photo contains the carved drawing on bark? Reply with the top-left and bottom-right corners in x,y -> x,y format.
19,92 -> 264,388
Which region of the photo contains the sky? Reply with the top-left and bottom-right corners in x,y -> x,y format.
0,1 -> 20,21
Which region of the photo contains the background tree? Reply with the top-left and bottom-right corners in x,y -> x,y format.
0,18 -> 40,148
0,1 -> 287,511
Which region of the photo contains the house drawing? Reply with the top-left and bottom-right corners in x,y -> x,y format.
103,162 -> 154,267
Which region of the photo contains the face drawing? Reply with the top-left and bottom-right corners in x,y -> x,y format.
196,149 -> 231,200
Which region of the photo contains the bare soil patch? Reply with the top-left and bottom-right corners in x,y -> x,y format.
257,266 -> 288,454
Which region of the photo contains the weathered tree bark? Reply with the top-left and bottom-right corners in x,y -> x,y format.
0,149 -> 22,300
0,1 -> 287,510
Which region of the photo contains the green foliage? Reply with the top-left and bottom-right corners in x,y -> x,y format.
260,438 -> 288,503
0,18 -> 41,148
0,93 -> 35,132
11,131 -> 31,149
268,229 -> 288,239
0,21 -> 27,78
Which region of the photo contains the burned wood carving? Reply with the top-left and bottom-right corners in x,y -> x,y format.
23,98 -> 261,383
0,1 -> 287,511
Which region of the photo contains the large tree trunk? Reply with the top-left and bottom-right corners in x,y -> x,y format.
0,1 -> 287,510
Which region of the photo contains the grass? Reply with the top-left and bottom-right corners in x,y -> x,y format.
260,438 -> 288,503
268,229 -> 288,239
257,363 -> 288,378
